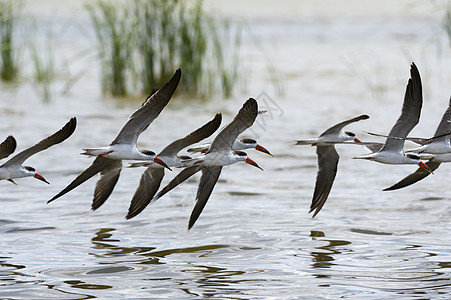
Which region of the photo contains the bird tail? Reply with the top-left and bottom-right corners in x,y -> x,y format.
187,145 -> 209,153
294,139 -> 317,146
81,148 -> 104,156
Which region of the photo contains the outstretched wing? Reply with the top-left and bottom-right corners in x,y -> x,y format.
188,166 -> 222,230
126,168 -> 165,219
159,113 -> 222,158
111,69 -> 181,145
209,98 -> 258,152
0,135 -> 17,160
3,118 -> 76,167
48,156 -> 113,203
381,63 -> 422,153
153,165 -> 202,201
91,159 -> 122,211
431,96 -> 451,141
309,145 -> 339,217
320,115 -> 369,137
383,161 -> 441,191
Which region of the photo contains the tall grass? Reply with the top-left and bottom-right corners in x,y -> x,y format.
30,32 -> 55,102
444,5 -> 451,47
86,1 -> 135,96
88,0 -> 241,98
0,0 -> 21,82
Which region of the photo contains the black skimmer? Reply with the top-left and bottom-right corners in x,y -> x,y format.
187,138 -> 272,156
47,69 -> 180,210
0,118 -> 76,184
383,96 -> 451,190
296,114 -> 369,217
153,98 -> 263,229
125,113 -> 222,219
353,63 -> 432,175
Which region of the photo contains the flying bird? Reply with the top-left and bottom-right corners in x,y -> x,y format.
353,63 -> 432,176
383,96 -> 451,190
125,113 -> 222,219
47,69 -> 181,210
0,118 -> 77,184
187,138 -> 272,156
296,114 -> 369,217
153,98 -> 263,230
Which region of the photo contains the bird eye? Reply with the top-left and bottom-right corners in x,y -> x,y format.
345,131 -> 355,137
406,153 -> 420,160
241,138 -> 256,144
233,151 -> 247,156
141,150 -> 156,155
24,166 -> 35,172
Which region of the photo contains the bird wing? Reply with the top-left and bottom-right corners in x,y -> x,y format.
91,159 -> 122,211
381,63 -> 422,152
320,114 -> 369,137
126,168 -> 165,219
209,98 -> 258,152
159,113 -> 222,158
47,155 -> 113,203
188,166 -> 222,229
365,131 -> 430,146
309,145 -> 339,217
111,69 -> 181,145
0,135 -> 17,160
2,118 -> 76,168
153,165 -> 202,201
431,96 -> 451,141
383,160 -> 441,191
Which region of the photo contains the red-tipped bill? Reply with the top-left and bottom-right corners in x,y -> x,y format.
354,137 -> 362,143
154,156 -> 172,171
255,144 -> 272,156
418,161 -> 433,174
34,173 -> 50,184
245,157 -> 263,171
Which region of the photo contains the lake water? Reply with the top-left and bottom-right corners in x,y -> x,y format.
1,1 -> 450,298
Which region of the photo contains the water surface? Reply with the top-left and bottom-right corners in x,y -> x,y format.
1,1 -> 450,298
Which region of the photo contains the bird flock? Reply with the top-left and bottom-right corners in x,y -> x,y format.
1,63 -> 449,229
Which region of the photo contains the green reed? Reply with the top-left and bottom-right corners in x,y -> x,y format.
0,0 -> 21,82
86,1 -> 135,96
30,32 -> 55,102
444,5 -> 451,47
88,0 -> 241,98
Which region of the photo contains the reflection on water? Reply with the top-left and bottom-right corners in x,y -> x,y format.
1,0 -> 451,298
309,231 -> 352,270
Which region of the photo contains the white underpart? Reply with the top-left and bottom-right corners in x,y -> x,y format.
0,166 -> 35,180
82,144 -> 156,160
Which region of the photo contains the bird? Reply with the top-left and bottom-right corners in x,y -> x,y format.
295,114 -> 369,217
0,118 -> 77,185
125,113 -> 222,219
383,96 -> 451,191
186,138 -> 272,156
353,62 -> 432,174
47,68 -> 181,210
153,98 -> 263,230
0,135 -> 17,160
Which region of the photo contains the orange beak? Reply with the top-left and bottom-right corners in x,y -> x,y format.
255,144 -> 273,156
418,161 -> 433,174
245,157 -> 263,171
354,137 -> 362,143
34,173 -> 50,184
154,156 -> 172,171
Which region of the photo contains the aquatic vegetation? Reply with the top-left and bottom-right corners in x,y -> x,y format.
0,0 -> 21,82
86,1 -> 135,96
30,32 -> 55,102
87,0 -> 241,98
444,5 -> 451,47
